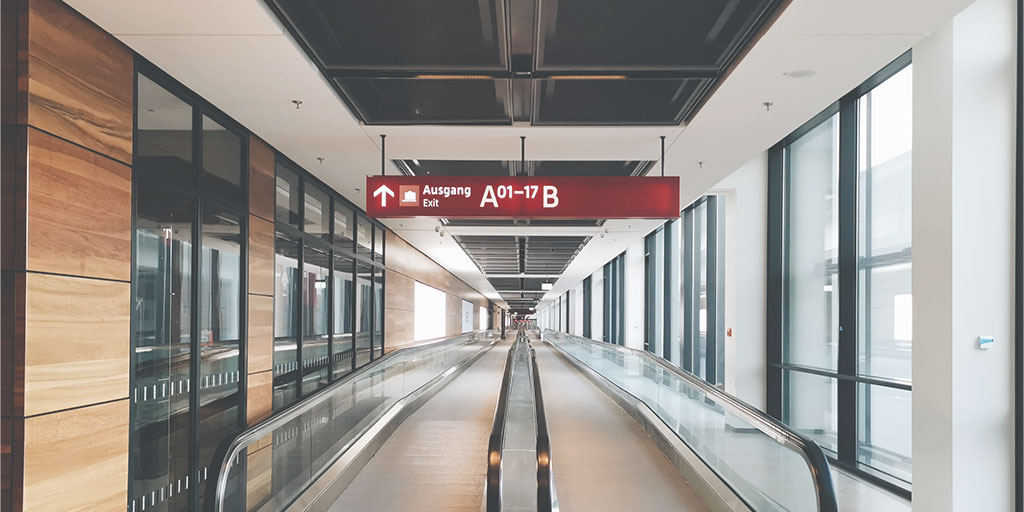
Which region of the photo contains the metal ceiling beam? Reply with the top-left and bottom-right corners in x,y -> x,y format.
444,226 -> 603,237
484,273 -> 561,279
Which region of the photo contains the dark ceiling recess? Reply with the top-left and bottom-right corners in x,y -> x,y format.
266,0 -> 786,126
457,234 -> 589,312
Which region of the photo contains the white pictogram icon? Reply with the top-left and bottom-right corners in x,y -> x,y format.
373,184 -> 394,207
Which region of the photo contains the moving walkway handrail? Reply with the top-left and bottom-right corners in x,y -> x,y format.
203,329 -> 494,512
545,329 -> 837,512
531,346 -> 552,512
485,332 -> 518,510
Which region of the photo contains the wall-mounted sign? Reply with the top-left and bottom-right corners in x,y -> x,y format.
366,176 -> 679,219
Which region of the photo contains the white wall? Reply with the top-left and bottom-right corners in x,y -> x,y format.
571,282 -> 584,336
711,153 -> 769,408
624,238 -> 645,349
911,0 -> 1017,508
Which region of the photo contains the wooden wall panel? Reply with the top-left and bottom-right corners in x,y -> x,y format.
384,231 -> 486,303
384,307 -> 414,352
384,270 -> 413,313
25,0 -> 133,164
22,273 -> 129,416
246,371 -> 272,426
21,399 -> 129,511
25,128 -> 131,281
248,215 -> 274,297
445,293 -> 461,337
249,136 -> 274,222
247,294 -> 273,375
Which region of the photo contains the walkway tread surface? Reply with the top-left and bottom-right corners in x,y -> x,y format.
534,339 -> 710,512
328,338 -> 509,512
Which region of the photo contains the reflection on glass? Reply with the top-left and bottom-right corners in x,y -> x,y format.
136,75 -> 192,183
356,215 -> 372,259
274,235 -> 300,410
201,116 -> 242,202
373,225 -> 385,260
355,262 -> 374,366
333,255 -> 355,379
304,185 -> 330,239
198,207 -> 242,508
858,383 -> 911,481
857,66 -> 913,382
302,247 -> 330,394
785,114 -> 841,371
275,163 -> 301,229
133,186 -> 193,512
784,370 -> 838,453
374,268 -> 384,357
334,203 -> 354,249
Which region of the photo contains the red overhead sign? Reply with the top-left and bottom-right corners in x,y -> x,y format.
365,176 -> 679,219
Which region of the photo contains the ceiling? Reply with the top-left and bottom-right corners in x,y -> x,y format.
265,0 -> 786,125
66,0 -> 976,313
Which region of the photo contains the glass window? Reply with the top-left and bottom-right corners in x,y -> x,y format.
302,247 -> 330,394
374,268 -> 385,357
197,206 -> 242,507
273,235 -> 300,409
355,261 -> 374,367
374,225 -> 385,261
356,215 -> 373,259
784,370 -> 838,453
136,75 -> 193,184
784,113 -> 841,371
304,184 -> 330,239
275,162 -> 301,229
332,254 -> 355,379
333,202 -> 355,249
857,66 -> 913,381
858,383 -> 911,481
132,186 -> 193,512
201,116 -> 242,202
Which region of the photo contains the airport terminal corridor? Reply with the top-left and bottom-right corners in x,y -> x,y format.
1,0 -> 1021,511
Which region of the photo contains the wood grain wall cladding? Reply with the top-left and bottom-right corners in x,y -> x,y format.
384,307 -> 414,351
26,128 -> 131,281
384,231 -> 486,303
247,294 -> 273,375
384,270 -> 414,312
25,0 -> 133,164
20,400 -> 129,511
23,273 -> 129,416
248,215 -> 274,297
445,293 -> 462,337
246,371 -> 272,426
249,137 -> 274,222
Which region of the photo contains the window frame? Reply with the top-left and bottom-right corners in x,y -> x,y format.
766,51 -> 913,496
130,58 -> 250,512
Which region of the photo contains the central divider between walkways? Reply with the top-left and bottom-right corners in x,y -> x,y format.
204,330 -> 498,512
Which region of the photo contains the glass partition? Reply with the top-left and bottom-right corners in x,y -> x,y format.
546,330 -> 836,512
208,332 -> 492,512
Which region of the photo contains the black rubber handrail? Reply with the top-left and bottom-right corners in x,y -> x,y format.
485,330 -> 519,511
545,329 -> 838,512
530,344 -> 552,512
203,329 -> 494,512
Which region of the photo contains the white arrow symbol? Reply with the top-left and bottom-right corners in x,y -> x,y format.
373,184 -> 395,207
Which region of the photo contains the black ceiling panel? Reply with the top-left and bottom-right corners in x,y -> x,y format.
337,79 -> 511,124
535,0 -> 780,71
403,160 -> 512,176
456,235 -> 589,304
532,160 -> 650,177
533,78 -> 710,125
272,0 -> 507,70
267,0 -> 786,125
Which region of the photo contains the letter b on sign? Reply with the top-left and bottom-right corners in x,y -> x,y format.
543,186 -> 559,208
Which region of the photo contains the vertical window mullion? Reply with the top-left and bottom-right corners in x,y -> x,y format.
837,95 -> 860,462
189,109 -> 202,512
766,144 -> 785,419
682,209 -> 694,372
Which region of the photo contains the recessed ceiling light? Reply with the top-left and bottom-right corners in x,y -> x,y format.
412,159 -> 420,166
783,70 -> 816,79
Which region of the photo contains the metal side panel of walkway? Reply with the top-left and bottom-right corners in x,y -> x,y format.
533,341 -> 710,512
327,338 -> 512,512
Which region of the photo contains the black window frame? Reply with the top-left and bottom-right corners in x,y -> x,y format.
766,51 -> 913,496
130,58 -> 250,512
582,276 -> 592,338
602,252 -> 626,345
271,151 -> 388,412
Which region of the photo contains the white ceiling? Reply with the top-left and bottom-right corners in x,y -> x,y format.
66,0 -> 976,312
